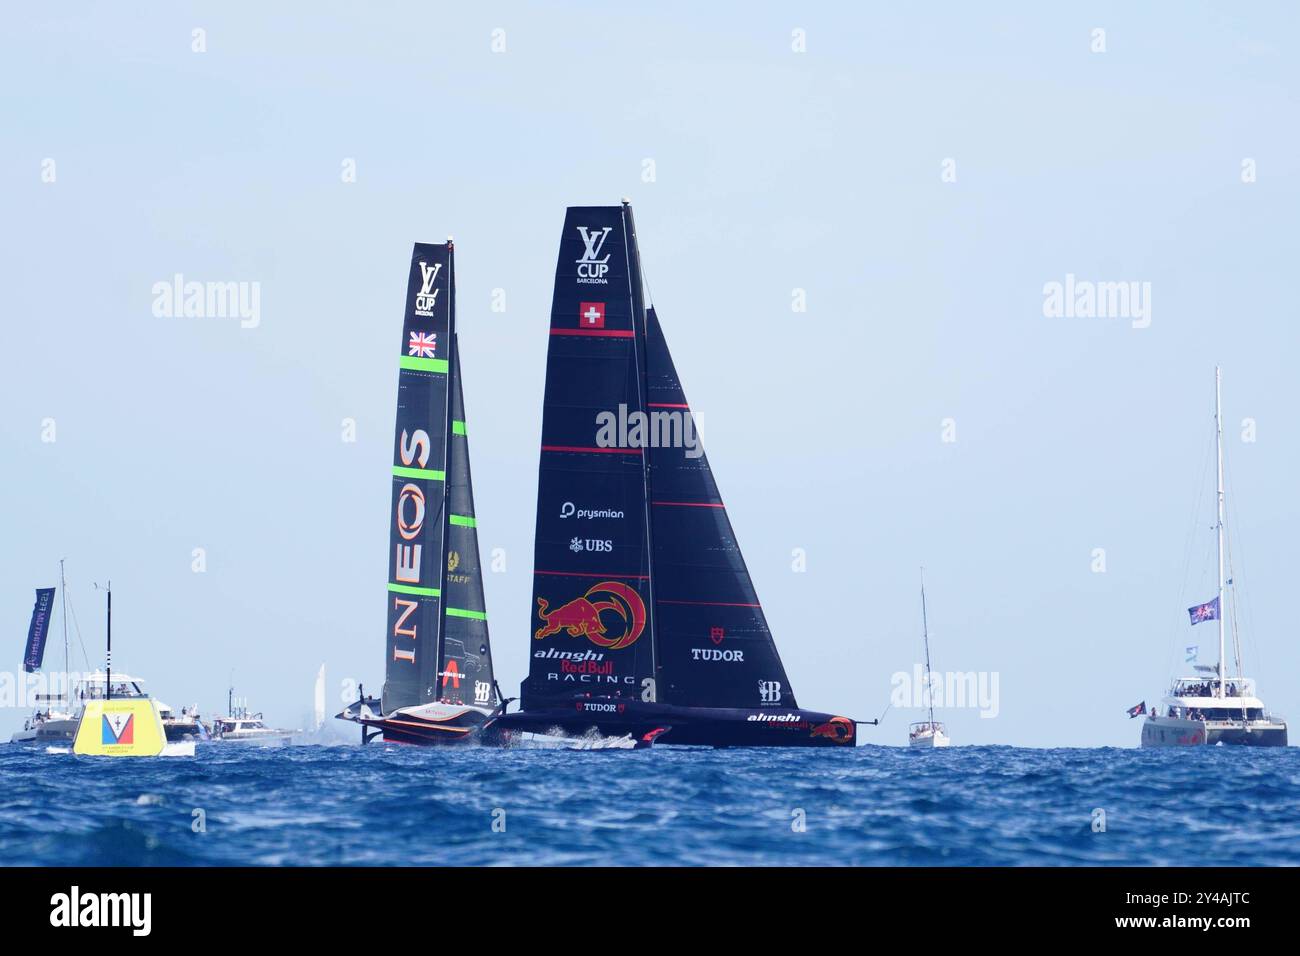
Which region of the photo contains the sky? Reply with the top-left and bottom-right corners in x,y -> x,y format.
2,3 -> 1297,746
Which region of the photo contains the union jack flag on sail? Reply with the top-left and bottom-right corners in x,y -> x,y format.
408,331 -> 437,358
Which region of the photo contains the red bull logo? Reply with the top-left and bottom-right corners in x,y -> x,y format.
810,716 -> 855,745
535,581 -> 647,651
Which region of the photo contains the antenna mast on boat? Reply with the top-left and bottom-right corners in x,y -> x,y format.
920,567 -> 935,729
93,580 -> 112,701
1215,366 -> 1226,699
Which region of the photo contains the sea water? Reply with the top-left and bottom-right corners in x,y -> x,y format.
1,744 -> 1296,866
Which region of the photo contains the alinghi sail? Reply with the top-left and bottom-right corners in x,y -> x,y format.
337,241 -> 504,745
500,202 -> 858,747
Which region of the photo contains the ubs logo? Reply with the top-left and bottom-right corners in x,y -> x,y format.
415,260 -> 442,317
575,226 -> 612,284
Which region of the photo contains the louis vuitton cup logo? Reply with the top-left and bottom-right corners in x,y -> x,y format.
759,680 -> 783,704
575,226 -> 613,285
415,261 -> 442,317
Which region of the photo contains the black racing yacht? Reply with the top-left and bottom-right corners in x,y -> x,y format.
337,240 -> 505,745
496,202 -> 860,747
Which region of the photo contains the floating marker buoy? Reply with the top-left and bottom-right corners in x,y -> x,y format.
72,698 -> 167,757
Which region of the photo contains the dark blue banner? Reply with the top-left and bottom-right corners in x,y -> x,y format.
23,587 -> 56,673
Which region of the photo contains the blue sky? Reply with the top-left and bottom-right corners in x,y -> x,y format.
2,3 -> 1297,745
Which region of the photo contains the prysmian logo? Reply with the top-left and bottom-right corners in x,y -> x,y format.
50,885 -> 151,936
595,404 -> 702,459
559,502 -> 625,521
575,226 -> 612,284
415,260 -> 442,317
1042,273 -> 1151,329
151,274 -> 260,329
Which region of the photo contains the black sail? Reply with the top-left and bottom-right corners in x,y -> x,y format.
438,341 -> 498,709
524,206 -> 657,708
383,243 -> 453,714
644,307 -> 798,709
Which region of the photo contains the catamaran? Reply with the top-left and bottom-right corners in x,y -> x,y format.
496,201 -> 860,747
1141,368 -> 1287,747
11,562 -> 77,745
909,570 -> 949,748
337,241 -> 506,745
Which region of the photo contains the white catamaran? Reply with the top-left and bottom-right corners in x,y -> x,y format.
1141,368 -> 1287,748
909,569 -> 949,748
12,561 -> 79,745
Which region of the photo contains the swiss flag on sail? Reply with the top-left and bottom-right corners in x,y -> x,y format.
579,302 -> 605,329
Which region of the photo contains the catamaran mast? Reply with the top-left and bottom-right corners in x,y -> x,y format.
920,568 -> 935,728
1215,366 -> 1226,699
59,559 -> 69,707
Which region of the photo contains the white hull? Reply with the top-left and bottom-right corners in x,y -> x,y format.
1142,714 -> 1287,748
909,730 -> 950,748
213,731 -> 295,746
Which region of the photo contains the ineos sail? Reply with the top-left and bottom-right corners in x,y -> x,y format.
338,241 -> 504,745
501,203 -> 857,747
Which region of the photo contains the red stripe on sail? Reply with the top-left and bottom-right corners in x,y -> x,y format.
651,501 -> 724,508
541,445 -> 643,455
550,328 -> 635,338
534,570 -> 651,580
657,599 -> 762,608
647,402 -> 690,409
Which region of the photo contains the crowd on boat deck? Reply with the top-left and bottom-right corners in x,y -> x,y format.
1177,680 -> 1242,698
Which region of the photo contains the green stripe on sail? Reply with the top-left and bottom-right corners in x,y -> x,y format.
393,465 -> 445,481
452,420 -> 467,436
388,583 -> 441,597
446,607 -> 487,621
449,514 -> 476,527
399,356 -> 449,374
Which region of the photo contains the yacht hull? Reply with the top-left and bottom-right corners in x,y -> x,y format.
340,699 -> 504,746
497,699 -> 856,748
10,719 -> 77,745
1141,717 -> 1288,748
909,732 -> 950,748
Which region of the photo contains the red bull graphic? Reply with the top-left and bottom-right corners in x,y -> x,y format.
535,581 -> 646,651
810,716 -> 855,745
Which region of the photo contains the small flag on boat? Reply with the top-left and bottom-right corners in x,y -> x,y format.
1127,701 -> 1146,718
1187,596 -> 1220,625
1185,645 -> 1198,663
579,302 -> 606,328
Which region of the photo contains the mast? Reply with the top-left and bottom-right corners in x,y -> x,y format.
1215,366 -> 1226,699
623,199 -> 658,698
920,568 -> 935,728
59,559 -> 68,707
104,582 -> 112,702
432,238 -> 456,701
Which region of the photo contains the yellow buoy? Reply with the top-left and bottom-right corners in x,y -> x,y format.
72,698 -> 167,757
